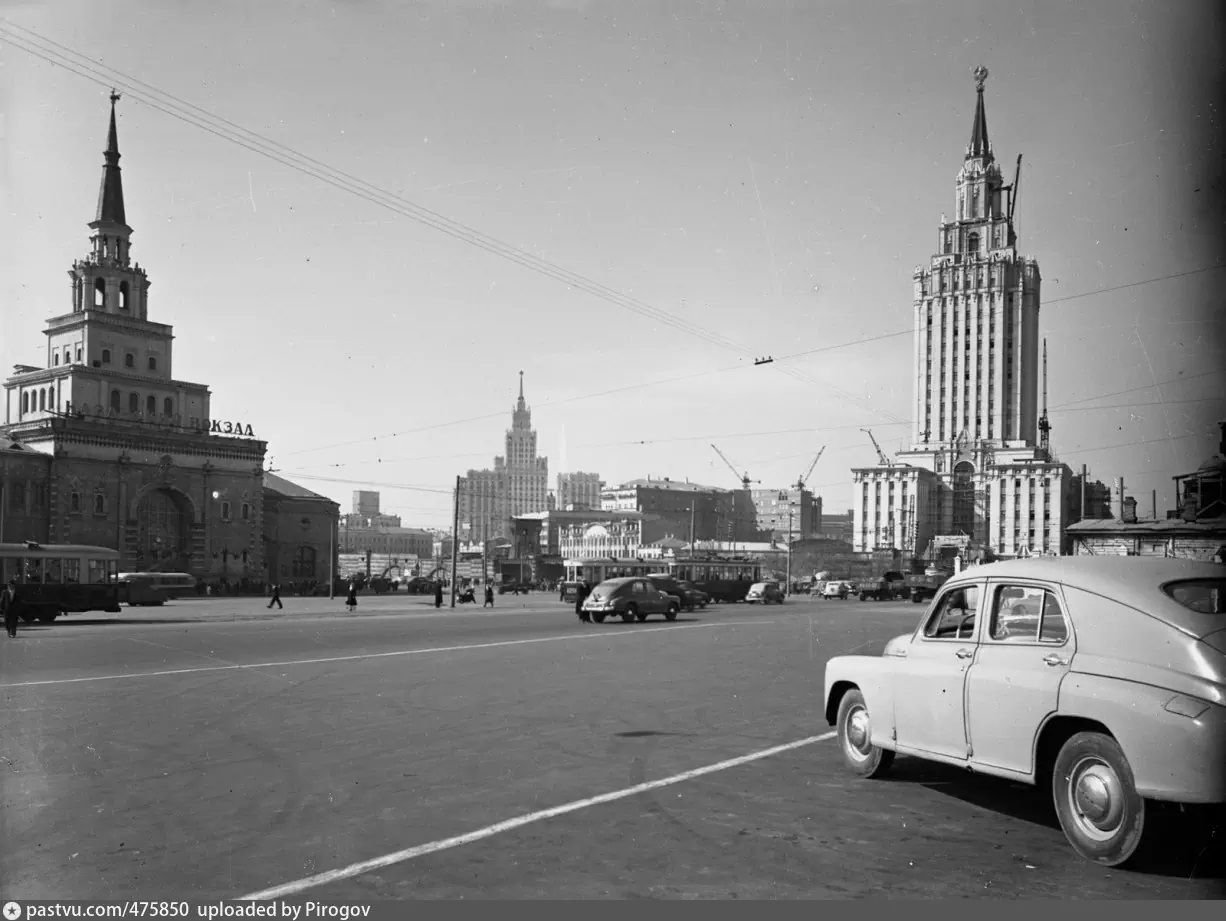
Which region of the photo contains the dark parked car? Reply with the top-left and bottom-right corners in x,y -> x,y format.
745,581 -> 785,604
581,577 -> 681,624
646,575 -> 710,612
498,581 -> 531,595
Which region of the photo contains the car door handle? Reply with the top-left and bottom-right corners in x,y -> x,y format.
1043,654 -> 1068,667
955,648 -> 974,659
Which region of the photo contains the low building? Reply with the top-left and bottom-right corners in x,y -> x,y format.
1066,425 -> 1226,562
262,473 -> 339,587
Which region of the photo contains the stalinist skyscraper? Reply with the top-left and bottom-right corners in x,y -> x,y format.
853,68 -> 1076,560
458,373 -> 549,542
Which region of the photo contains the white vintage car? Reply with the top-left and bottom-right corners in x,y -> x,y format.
823,556 -> 1226,867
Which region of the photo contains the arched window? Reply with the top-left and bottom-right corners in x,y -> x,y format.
146,395 -> 157,415
968,232 -> 980,255
94,494 -> 106,515
102,349 -> 111,364
53,353 -> 60,366
128,392 -> 139,413
110,389 -> 121,411
241,503 -> 250,521
125,353 -> 135,368
38,389 -> 46,411
163,397 -> 174,416
220,501 -> 232,520
148,356 -> 157,371
70,492 -> 81,513
21,392 -> 29,414
94,278 -> 106,307
119,281 -> 129,310
75,347 -> 82,362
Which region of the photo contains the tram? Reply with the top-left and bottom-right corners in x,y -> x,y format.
561,557 -> 763,603
0,542 -> 122,622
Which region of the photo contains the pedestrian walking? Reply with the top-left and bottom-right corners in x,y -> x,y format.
267,583 -> 283,610
483,585 -> 495,608
2,578 -> 20,638
574,580 -> 591,623
345,581 -> 358,613
434,581 -> 444,609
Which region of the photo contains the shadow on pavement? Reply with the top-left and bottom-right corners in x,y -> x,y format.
886,756 -> 1226,880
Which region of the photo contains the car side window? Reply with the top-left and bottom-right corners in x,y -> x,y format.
923,586 -> 980,640
1039,593 -> 1069,644
631,581 -> 645,594
989,585 -> 1069,644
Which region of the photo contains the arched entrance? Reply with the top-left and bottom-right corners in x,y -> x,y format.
136,488 -> 192,571
292,545 -> 317,580
952,461 -> 976,536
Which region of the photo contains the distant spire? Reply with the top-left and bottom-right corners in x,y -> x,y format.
518,370 -> 524,401
95,89 -> 127,225
967,65 -> 992,162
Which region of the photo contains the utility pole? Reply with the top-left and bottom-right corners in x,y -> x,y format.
785,506 -> 794,596
328,510 -> 335,599
689,502 -> 695,559
450,475 -> 461,608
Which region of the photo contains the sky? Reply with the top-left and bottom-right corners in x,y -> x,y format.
2,0 -> 1223,529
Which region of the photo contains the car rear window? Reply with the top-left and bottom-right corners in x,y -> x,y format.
1163,579 -> 1226,615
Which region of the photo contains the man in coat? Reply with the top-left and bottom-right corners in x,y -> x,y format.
574,580 -> 591,623
2,579 -> 20,638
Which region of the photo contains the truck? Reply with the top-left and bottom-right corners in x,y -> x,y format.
852,570 -> 908,602
904,568 -> 951,604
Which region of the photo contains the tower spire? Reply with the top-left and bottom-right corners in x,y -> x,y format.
95,90 -> 128,226
517,370 -> 525,408
967,65 -> 992,162
1039,338 -> 1051,454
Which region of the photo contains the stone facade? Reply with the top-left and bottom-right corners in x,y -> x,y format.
0,96 -> 336,585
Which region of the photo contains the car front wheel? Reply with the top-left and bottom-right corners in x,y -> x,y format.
665,602 -> 679,621
1053,732 -> 1147,866
836,689 -> 894,778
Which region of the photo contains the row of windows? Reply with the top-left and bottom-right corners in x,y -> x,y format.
103,391 -> 176,416
53,348 -> 159,370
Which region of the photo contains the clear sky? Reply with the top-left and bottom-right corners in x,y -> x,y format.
2,0 -> 1223,528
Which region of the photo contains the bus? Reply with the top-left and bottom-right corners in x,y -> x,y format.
561,557 -> 763,603
116,571 -> 198,606
0,542 -> 122,622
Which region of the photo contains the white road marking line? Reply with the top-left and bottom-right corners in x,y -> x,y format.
0,620 -> 773,689
239,730 -> 838,901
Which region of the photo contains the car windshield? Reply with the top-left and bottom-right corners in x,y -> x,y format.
1163,579 -> 1226,615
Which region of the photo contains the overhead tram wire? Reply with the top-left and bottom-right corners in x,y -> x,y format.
1,25 -> 812,374
6,24 -> 1218,457
1,22 -> 912,427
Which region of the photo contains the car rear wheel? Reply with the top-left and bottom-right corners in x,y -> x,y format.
665,602 -> 679,621
1053,732 -> 1146,867
836,689 -> 894,778
621,604 -> 637,624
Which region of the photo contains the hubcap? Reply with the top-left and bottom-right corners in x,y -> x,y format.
1070,758 -> 1124,837
845,706 -> 872,758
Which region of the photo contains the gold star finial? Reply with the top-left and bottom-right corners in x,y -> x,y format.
973,65 -> 989,92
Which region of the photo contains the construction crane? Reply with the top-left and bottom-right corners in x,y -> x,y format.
710,444 -> 759,490
795,445 -> 827,490
861,428 -> 891,466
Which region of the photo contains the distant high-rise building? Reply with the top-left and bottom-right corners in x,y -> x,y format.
557,472 -> 603,510
852,68 -> 1077,560
352,490 -> 380,517
458,373 -> 549,541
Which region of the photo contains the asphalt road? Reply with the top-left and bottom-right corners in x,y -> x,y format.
1,593 -> 1222,900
